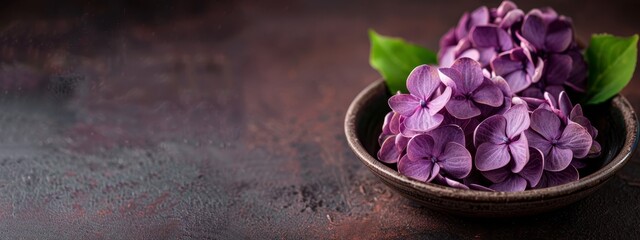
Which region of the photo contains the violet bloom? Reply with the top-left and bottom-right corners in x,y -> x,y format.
476,76 -> 515,119
440,58 -> 503,119
565,49 -> 588,92
388,65 -> 452,132
491,1 -> 524,30
526,108 -> 592,171
482,147 -> 544,192
538,91 -> 601,161
491,47 -> 544,93
377,112 -> 409,163
474,103 -> 530,172
569,104 -> 601,159
438,6 -> 490,67
519,9 -> 573,54
398,125 -> 472,182
469,25 -> 515,66
520,54 -> 573,99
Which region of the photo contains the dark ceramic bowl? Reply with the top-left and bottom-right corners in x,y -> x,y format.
345,79 -> 639,217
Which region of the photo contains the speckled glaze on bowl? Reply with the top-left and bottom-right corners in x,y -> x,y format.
345,79 -> 639,217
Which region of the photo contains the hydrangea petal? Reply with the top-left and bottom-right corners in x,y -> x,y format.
545,19 -> 573,53
439,28 -> 457,49
389,112 -> 403,135
532,58 -> 545,82
428,125 -> 465,154
558,91 -> 573,118
490,175 -> 527,192
482,166 -> 511,183
472,83 -> 504,107
521,12 -> 546,51
445,98 -> 481,119
470,6 -> 490,26
434,175 -> 470,189
496,1 -> 518,17
526,129 -> 552,156
589,141 -> 602,157
535,165 -> 579,188
475,142 -> 510,171
572,115 -> 596,137
430,164 -> 441,182
404,108 -> 443,132
450,58 -> 484,93
439,142 -> 472,179
491,52 -> 522,76
503,104 -> 531,138
569,104 -> 583,119
438,46 -> 456,68
530,109 -> 561,140
427,87 -> 452,115
388,94 -> 419,116
504,70 -> 530,93
398,155 -> 434,182
519,147 -> 544,187
406,134 -> 435,161
470,26 -> 513,51
378,136 -> 401,163
509,133 -> 529,173
499,9 -> 524,29
379,112 -> 393,145
545,146 -> 573,171
545,54 -> 572,85
395,134 -> 409,153
474,115 -> 507,146
407,65 -> 440,99
558,122 -> 593,158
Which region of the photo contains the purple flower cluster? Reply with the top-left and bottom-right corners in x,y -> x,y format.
438,1 -> 587,99
378,57 -> 600,191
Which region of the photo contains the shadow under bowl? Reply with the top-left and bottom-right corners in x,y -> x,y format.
344,79 -> 639,217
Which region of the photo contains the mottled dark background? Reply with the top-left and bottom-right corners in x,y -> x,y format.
0,0 -> 639,239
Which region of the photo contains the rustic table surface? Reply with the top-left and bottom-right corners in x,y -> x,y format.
1,0 -> 639,239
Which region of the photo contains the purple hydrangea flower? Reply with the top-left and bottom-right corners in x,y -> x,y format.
535,165 -> 579,188
565,49 -> 588,92
520,54 -> 573,99
569,104 -> 601,159
440,58 -> 504,119
538,92 -> 601,161
474,103 -> 530,172
481,147 -> 544,192
491,1 -> 524,30
491,47 -> 544,93
469,25 -> 515,65
398,125 -> 472,182
519,9 -> 573,54
526,108 -> 592,171
439,6 -> 490,67
376,2 -> 597,192
377,112 -> 409,163
388,65 -> 452,132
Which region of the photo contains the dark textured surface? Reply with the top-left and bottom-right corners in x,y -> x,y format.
0,0 -> 640,239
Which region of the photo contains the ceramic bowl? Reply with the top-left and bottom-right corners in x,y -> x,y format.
344,79 -> 639,217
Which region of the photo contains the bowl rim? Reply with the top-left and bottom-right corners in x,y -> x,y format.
345,79 -> 639,202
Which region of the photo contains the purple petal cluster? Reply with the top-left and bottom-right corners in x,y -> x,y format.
438,1 -> 588,99
378,56 -> 600,191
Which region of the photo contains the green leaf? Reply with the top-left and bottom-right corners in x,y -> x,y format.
368,29 -> 437,93
586,34 -> 638,104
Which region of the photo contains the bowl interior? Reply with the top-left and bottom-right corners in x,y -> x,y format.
355,81 -> 631,187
